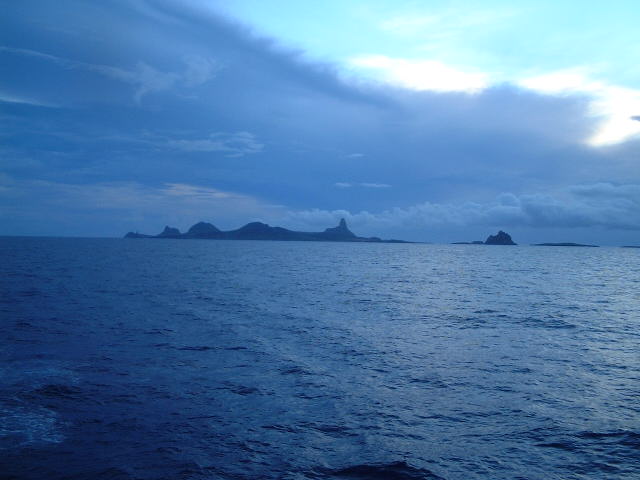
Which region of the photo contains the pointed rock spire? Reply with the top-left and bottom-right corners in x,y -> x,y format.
322,218 -> 355,238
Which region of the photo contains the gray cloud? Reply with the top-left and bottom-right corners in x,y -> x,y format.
290,183 -> 640,231
0,46 -> 216,102
0,176 -> 284,236
0,1 -> 638,243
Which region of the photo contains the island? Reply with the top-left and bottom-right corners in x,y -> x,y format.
452,231 -> 517,245
125,218 -> 410,243
532,242 -> 599,247
485,231 -> 517,245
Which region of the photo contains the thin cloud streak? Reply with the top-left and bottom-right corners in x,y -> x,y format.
0,91 -> 58,107
334,182 -> 391,188
166,132 -> 263,157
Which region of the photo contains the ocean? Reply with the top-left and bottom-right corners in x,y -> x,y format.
1,237 -> 639,479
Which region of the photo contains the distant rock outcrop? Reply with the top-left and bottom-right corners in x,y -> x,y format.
319,218 -> 356,240
485,231 -> 516,245
124,218 -> 409,243
157,226 -> 181,238
533,243 -> 598,247
124,231 -> 152,239
186,222 -> 221,238
228,222 -> 301,241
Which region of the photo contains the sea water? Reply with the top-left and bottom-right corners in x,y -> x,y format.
1,237 -> 639,479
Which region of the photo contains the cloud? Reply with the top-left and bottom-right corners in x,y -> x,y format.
0,91 -> 58,107
0,177 -> 251,211
182,55 -> 219,87
0,46 -> 216,103
290,183 -> 640,231
1,1 -> 639,242
163,183 -> 244,199
334,182 -> 391,188
105,62 -> 181,103
518,69 -> 640,146
166,131 -> 263,157
379,8 -> 516,38
350,55 -> 490,93
0,177 -> 284,235
568,182 -> 640,200
0,46 -> 60,63
348,55 -> 640,146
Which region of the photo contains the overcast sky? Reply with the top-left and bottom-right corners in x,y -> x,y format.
1,0 -> 639,244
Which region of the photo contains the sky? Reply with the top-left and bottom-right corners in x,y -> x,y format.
1,0 -> 639,244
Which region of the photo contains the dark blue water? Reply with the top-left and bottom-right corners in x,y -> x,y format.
1,238 -> 639,480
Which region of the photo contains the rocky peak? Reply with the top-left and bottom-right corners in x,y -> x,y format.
322,218 -> 356,238
485,230 -> 516,245
238,222 -> 270,232
187,222 -> 220,236
158,226 -> 181,237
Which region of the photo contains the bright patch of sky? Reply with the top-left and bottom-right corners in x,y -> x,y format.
210,0 -> 640,145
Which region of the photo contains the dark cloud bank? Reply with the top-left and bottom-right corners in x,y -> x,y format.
1,0 -> 639,244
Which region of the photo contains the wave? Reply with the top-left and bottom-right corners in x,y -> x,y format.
324,461 -> 444,480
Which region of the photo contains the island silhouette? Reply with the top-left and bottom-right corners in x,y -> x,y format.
125,218 -> 409,243
532,242 -> 598,247
125,224 -> 617,246
452,230 -> 517,245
